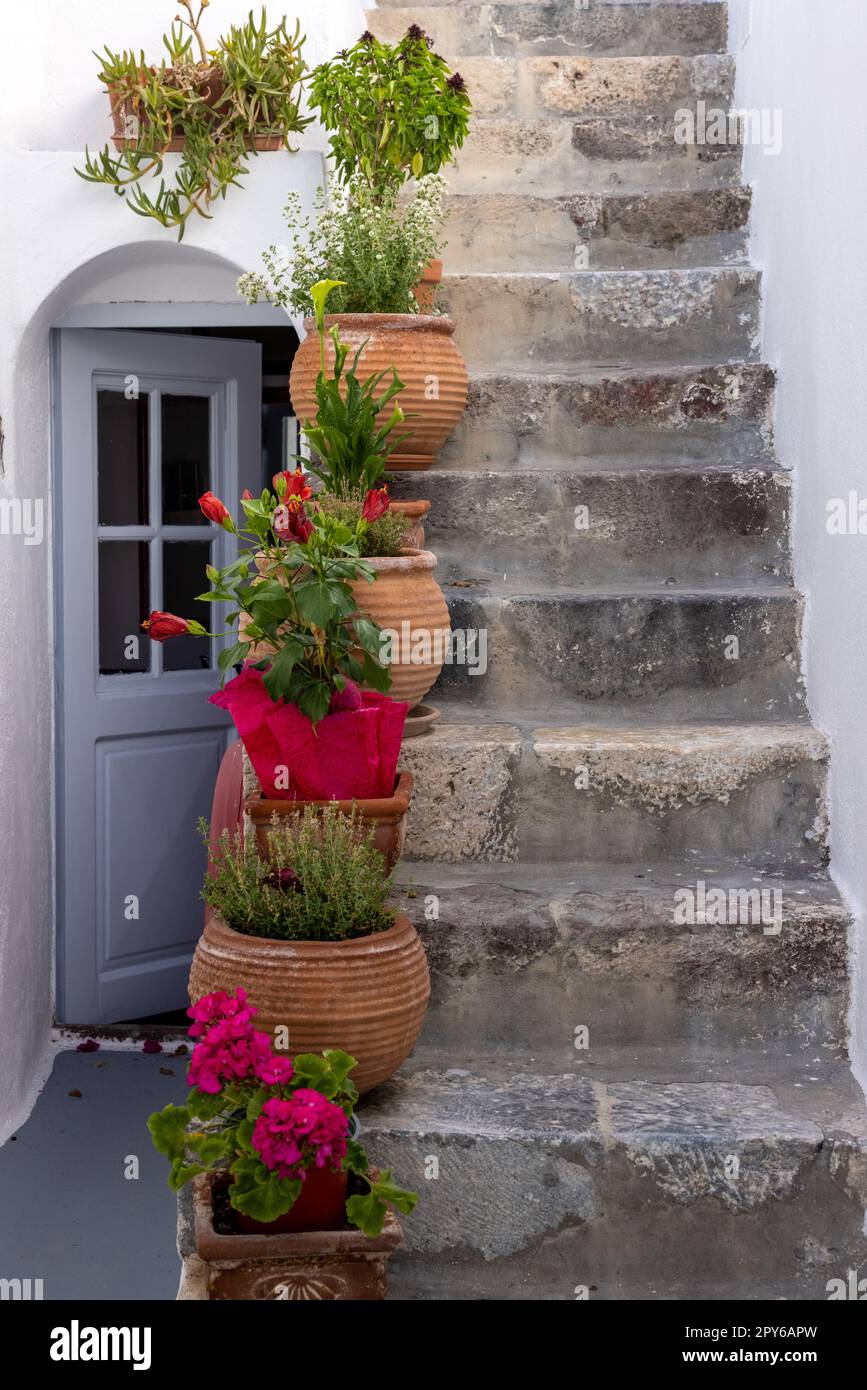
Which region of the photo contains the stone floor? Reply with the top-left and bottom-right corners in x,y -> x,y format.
0,1049 -> 187,1301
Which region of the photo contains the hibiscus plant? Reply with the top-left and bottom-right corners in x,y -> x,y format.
148,989 -> 418,1234
143,464 -> 391,725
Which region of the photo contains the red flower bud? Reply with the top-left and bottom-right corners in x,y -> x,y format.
199,491 -> 234,529
242,489 -> 253,501
361,486 -> 390,523
141,611 -> 191,642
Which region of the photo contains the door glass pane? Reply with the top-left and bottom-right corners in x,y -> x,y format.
162,394 -> 210,525
99,541 -> 150,675
97,390 -> 149,526
262,403 -> 298,492
163,541 -> 211,672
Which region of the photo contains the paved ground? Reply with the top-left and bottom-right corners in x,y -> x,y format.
0,1049 -> 188,1301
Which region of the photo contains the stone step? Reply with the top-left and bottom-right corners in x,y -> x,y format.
433,585 -> 804,716
436,363 -> 775,469
359,1063 -> 867,1299
391,465 -> 790,585
395,861 -> 849,1054
443,269 -> 761,371
367,2 -> 728,57
399,721 -> 828,870
441,187 -> 751,272
430,51 -> 732,120
448,114 -> 741,195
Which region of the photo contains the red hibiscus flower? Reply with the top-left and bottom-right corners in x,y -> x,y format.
273,467 -> 313,500
273,496 -> 314,544
361,486 -> 390,523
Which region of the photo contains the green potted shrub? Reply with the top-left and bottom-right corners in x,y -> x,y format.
188,807 -> 431,1093
149,990 -> 419,1299
76,2 -> 311,239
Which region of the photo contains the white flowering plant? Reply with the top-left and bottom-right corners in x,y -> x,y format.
239,175 -> 447,318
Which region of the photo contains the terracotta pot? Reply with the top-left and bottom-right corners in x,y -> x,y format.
235,1166 -> 349,1236
390,499 -> 431,549
413,257 -> 443,313
108,73 -> 285,152
246,771 -> 413,873
189,910 -> 430,1093
289,314 -> 468,471
193,1172 -> 402,1300
350,549 -> 450,708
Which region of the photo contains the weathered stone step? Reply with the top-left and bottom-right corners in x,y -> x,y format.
441,187 -> 750,272
392,465 -> 790,585
437,363 -> 775,468
443,269 -> 761,370
400,721 -> 828,870
424,51 -> 732,120
449,115 -> 741,195
395,860 -> 849,1055
360,1066 -> 867,1299
434,585 -> 803,716
367,2 -> 728,57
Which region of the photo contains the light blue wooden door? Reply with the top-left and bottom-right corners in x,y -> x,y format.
55,330 -> 262,1023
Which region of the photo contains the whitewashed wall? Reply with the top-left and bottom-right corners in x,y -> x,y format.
0,0 -> 366,1138
728,0 -> 867,1090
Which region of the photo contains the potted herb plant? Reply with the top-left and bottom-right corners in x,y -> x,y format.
149,992 -> 418,1298
239,27 -> 472,468
188,812 -> 430,1092
76,2 -> 311,239
292,283 -> 452,712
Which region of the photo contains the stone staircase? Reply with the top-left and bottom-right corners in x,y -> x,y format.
366,0 -> 867,1299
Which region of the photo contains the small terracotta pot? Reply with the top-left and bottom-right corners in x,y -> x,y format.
289,314 -> 468,471
390,499 -> 431,549
108,73 -> 285,152
413,258 -> 443,313
193,1171 -> 402,1300
246,772 -> 413,873
235,1166 -> 349,1236
188,911 -> 430,1093
351,549 -> 450,708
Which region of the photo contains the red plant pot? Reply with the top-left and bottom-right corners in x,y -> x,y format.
235,1165 -> 349,1236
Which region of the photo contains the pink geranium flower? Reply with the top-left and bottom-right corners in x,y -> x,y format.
251,1090 -> 349,1181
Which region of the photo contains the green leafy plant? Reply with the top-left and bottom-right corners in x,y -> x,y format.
239,173 -> 447,317
309,27 -> 471,202
76,3 -> 312,239
148,995 -> 418,1234
315,495 -> 411,557
201,804 -> 396,941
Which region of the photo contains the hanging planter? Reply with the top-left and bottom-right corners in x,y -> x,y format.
76,3 -> 312,239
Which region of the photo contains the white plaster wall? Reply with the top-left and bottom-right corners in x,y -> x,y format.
728,0 -> 867,1089
0,0 -> 365,1138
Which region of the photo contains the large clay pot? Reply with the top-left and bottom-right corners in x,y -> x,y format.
189,911 -> 430,1094
289,314 -> 468,471
351,550 -> 450,708
246,772 -> 413,873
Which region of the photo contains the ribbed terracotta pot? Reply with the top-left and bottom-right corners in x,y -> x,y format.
390,499 -> 431,549
289,315 -> 468,471
351,550 -> 450,708
246,773 -> 413,873
188,912 -> 430,1094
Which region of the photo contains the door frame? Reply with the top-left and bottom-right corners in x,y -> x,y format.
49,303 -> 291,1025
